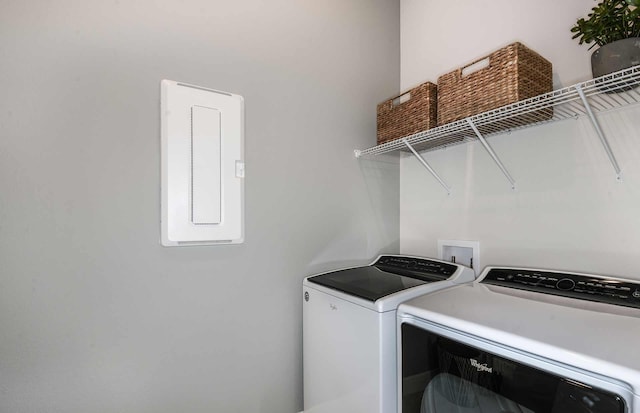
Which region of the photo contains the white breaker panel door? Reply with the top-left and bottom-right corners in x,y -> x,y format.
161,80 -> 245,246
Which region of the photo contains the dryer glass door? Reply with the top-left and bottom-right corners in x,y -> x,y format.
401,323 -> 626,413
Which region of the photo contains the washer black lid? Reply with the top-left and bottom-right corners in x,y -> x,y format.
306,255 -> 456,302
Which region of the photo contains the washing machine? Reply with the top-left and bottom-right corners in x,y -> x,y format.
397,265 -> 640,413
303,254 -> 476,413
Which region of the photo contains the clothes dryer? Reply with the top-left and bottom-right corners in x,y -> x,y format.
397,266 -> 640,413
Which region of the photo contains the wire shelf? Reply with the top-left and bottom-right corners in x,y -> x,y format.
355,65 -> 640,158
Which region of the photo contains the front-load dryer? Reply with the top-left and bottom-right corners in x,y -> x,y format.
303,254 -> 476,413
397,266 -> 640,413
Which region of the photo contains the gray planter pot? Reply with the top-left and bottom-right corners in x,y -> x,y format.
591,37 -> 640,78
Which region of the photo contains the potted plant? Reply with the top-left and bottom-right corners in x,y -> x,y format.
571,0 -> 640,78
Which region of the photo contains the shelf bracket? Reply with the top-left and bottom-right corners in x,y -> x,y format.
466,118 -> 517,190
402,139 -> 452,195
574,84 -> 623,181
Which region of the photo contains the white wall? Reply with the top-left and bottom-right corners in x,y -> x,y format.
0,2 -> 400,412
402,0 -> 593,90
400,0 -> 640,278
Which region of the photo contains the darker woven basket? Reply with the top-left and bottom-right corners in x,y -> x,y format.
376,81 -> 437,145
437,42 -> 553,126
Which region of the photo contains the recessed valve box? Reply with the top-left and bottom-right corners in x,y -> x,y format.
438,239 -> 480,275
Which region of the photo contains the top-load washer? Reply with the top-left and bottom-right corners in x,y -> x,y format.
397,265 -> 640,413
303,254 -> 476,413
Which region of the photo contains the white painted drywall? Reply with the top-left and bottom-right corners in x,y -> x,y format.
0,1 -> 400,412
402,0 -> 594,91
400,0 -> 640,279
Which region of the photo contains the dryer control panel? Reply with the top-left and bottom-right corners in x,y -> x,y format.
482,268 -> 640,309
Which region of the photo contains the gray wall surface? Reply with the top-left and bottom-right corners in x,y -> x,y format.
0,1 -> 400,412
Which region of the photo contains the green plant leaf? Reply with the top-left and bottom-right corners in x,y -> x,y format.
572,0 -> 640,46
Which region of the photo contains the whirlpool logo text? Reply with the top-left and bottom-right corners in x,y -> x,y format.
470,359 -> 493,373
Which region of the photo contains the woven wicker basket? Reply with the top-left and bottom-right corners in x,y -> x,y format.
377,81 -> 437,145
437,42 -> 552,126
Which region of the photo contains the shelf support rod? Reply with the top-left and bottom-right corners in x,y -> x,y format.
574,84 -> 622,181
402,139 -> 451,195
466,118 -> 517,190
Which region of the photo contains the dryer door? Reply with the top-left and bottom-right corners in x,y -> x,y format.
400,323 -> 626,413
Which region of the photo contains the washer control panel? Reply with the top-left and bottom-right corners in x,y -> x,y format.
482,268 -> 640,309
374,255 -> 457,280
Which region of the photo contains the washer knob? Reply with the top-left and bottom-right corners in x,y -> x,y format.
556,278 -> 576,291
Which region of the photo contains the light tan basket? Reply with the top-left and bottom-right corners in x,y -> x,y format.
376,81 -> 437,145
437,42 -> 552,126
